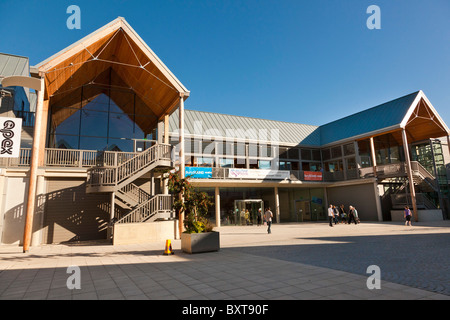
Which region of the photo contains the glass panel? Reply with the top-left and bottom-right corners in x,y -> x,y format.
312,149 -> 321,161
248,143 -> 258,157
107,138 -> 133,152
83,94 -> 110,112
79,136 -> 107,151
331,146 -> 342,159
321,148 -> 331,161
301,149 -> 311,160
80,110 -> 108,137
279,147 -> 288,159
52,134 -> 79,149
289,148 -> 299,160
220,158 -> 233,168
343,143 -> 355,156
258,160 -> 271,169
260,144 -> 271,157
202,140 -> 215,156
108,112 -> 134,139
52,107 -> 81,135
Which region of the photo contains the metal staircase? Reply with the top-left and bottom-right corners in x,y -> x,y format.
86,143 -> 173,193
86,143 -> 175,224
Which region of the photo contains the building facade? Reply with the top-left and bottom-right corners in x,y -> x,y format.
0,18 -> 449,247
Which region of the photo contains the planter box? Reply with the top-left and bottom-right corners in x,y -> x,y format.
181,231 -> 220,254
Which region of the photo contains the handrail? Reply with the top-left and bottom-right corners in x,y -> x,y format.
115,194 -> 173,224
86,143 -> 172,189
118,183 -> 152,204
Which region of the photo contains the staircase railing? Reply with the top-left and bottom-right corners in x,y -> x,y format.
87,143 -> 172,190
115,194 -> 173,224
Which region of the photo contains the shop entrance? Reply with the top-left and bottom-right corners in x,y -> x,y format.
295,200 -> 311,222
233,199 -> 264,226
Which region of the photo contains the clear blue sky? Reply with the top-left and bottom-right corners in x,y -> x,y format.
1,0 -> 449,128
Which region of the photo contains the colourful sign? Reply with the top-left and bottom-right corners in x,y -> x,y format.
185,167 -> 213,179
304,171 -> 322,181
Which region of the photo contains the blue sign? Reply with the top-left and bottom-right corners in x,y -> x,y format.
185,167 -> 212,179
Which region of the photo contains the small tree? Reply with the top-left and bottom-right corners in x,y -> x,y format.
168,171 -> 213,233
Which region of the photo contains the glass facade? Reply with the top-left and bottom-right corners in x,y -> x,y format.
48,84 -> 158,152
198,187 -> 327,226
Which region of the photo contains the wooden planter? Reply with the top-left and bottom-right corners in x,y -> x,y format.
181,231 -> 220,254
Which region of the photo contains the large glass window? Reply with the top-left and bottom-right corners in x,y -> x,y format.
48,85 -> 158,152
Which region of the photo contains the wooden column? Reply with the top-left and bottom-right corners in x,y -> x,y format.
401,128 -> 418,222
37,100 -> 49,166
215,187 -> 221,227
164,114 -> 169,144
370,137 -> 377,177
23,76 -> 45,253
274,187 -> 280,223
178,95 -> 185,237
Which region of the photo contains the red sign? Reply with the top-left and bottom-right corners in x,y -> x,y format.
304,171 -> 322,181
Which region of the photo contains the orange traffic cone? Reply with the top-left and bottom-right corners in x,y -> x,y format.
163,239 -> 174,255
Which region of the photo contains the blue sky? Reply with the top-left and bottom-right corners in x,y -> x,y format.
1,0 -> 449,128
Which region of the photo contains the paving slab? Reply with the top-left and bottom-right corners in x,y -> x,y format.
0,221 -> 449,300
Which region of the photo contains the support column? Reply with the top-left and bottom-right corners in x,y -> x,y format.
157,120 -> 164,144
23,76 -> 45,253
370,137 -> 377,177
373,181 -> 383,221
164,114 -> 169,145
178,95 -> 185,237
274,186 -> 280,223
215,186 -> 220,227
447,135 -> 450,160
401,129 -> 418,222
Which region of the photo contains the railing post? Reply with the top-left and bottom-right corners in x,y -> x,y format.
79,150 -> 83,167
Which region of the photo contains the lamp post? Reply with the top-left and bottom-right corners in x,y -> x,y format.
1,75 -> 44,253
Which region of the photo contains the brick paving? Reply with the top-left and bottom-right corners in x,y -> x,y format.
0,221 -> 449,300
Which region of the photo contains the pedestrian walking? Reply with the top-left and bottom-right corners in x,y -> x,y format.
257,208 -> 262,226
339,204 -> 347,224
333,205 -> 339,224
328,204 -> 334,227
404,206 -> 412,226
264,207 -> 273,234
348,205 -> 357,225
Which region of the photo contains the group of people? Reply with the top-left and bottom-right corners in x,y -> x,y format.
327,204 -> 359,227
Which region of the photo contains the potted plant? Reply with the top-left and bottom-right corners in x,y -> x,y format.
168,171 -> 219,253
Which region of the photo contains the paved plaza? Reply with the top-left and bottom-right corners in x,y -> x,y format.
0,221 -> 449,300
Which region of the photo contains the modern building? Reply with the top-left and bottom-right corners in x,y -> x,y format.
0,17 -> 449,247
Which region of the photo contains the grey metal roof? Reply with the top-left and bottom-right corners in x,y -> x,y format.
0,53 -> 31,101
0,53 -> 29,78
169,92 -> 421,147
169,109 -> 320,146
318,91 -> 420,146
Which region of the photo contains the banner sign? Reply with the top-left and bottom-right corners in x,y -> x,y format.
185,167 -> 213,179
228,168 -> 290,180
0,117 -> 22,158
304,171 -> 323,181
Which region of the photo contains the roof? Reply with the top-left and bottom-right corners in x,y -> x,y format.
318,91 -> 421,146
0,53 -> 31,100
169,109 -> 321,146
32,17 -> 189,97
0,53 -> 29,78
169,91 -> 443,147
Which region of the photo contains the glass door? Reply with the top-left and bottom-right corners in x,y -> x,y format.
295,200 -> 311,222
233,200 -> 264,226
